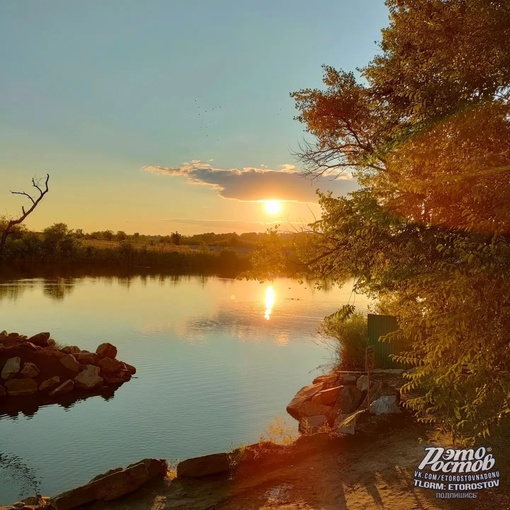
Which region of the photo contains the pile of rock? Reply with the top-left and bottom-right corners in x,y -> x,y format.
0,331 -> 136,403
287,370 -> 402,435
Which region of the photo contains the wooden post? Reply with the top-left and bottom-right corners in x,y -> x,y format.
365,346 -> 375,412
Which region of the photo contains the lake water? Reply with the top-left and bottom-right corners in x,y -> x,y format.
0,274 -> 369,504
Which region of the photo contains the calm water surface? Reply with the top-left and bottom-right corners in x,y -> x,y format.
0,275 -> 368,504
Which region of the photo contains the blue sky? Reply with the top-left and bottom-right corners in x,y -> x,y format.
0,0 -> 388,234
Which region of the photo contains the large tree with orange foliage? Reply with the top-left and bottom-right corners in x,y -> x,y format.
290,0 -> 510,442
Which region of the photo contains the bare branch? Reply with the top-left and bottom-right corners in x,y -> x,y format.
0,174 -> 50,255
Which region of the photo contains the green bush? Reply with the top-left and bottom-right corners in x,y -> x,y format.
319,306 -> 368,370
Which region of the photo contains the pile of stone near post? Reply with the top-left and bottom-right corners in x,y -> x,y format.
0,330 -> 136,403
287,369 -> 403,435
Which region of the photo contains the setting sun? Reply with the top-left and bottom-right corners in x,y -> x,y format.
264,200 -> 282,215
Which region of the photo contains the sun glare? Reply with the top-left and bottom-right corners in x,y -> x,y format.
264,200 -> 282,215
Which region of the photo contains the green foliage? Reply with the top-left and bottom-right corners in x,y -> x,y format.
290,0 -> 510,441
319,306 -> 368,370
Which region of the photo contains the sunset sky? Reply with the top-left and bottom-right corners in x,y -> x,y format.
0,0 -> 388,235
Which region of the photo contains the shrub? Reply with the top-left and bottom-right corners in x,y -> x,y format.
319,305 -> 368,370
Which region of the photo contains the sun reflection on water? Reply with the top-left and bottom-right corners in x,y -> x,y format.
264,285 -> 275,320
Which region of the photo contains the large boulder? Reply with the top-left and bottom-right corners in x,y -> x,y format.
356,375 -> 369,392
121,362 -> 136,375
96,343 -> 117,360
62,346 -> 81,355
39,376 -> 61,393
1,357 -> 21,380
27,332 -> 51,346
20,362 -> 40,379
371,395 -> 401,415
177,452 -> 231,478
335,385 -> 363,414
286,383 -> 324,420
298,415 -> 328,434
49,379 -> 74,397
5,378 -> 38,397
0,384 -> 7,398
74,365 -> 103,390
76,352 -> 99,365
311,386 -> 342,406
98,357 -> 121,374
51,458 -> 167,510
60,354 -> 81,373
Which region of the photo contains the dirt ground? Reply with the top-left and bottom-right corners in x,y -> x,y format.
86,413 -> 509,510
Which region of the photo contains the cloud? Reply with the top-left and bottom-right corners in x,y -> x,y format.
144,161 -> 357,202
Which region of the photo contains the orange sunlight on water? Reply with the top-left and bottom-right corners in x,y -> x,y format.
264,285 -> 275,320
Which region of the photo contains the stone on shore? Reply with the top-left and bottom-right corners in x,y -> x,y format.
75,352 -> 98,365
39,376 -> 61,393
60,354 -> 81,373
20,362 -> 40,379
96,343 -> 117,360
27,332 -> 51,347
286,383 -> 324,420
50,458 -> 167,510
74,365 -> 103,390
5,378 -> 38,397
311,386 -> 342,406
0,385 -> 6,398
177,453 -> 232,478
298,415 -> 328,434
1,357 -> 21,380
98,357 -> 121,374
371,395 -> 401,415
336,385 -> 363,414
49,379 -> 74,397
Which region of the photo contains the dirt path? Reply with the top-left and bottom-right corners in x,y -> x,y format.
85,414 -> 509,510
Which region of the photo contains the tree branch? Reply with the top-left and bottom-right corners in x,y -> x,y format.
0,174 -> 50,255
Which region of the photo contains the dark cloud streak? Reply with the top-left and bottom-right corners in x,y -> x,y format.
144,161 -> 357,202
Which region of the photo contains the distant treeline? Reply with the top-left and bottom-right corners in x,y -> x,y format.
0,223 -> 257,276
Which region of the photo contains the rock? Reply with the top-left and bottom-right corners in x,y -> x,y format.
311,386 -> 342,406
286,382 -> 324,420
39,376 -> 61,393
294,400 -> 332,419
60,354 -> 81,372
337,373 -> 358,384
334,409 -> 368,435
360,380 -> 383,408
103,375 -> 125,385
5,378 -> 38,397
356,375 -> 369,392
0,385 -> 6,398
8,332 -> 20,338
51,458 -> 167,510
370,395 -> 401,415
26,332 -> 50,346
177,453 -> 231,478
96,343 -> 117,359
312,373 -> 337,385
98,357 -> 121,374
47,338 -> 56,347
20,362 -> 40,379
335,385 -> 363,414
75,352 -> 98,365
298,415 -> 328,434
121,362 -> 136,375
74,365 -> 103,390
1,357 -> 22,380
49,379 -> 74,397
62,346 -> 81,355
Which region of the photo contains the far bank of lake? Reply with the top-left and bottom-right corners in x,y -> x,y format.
0,274 -> 370,504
